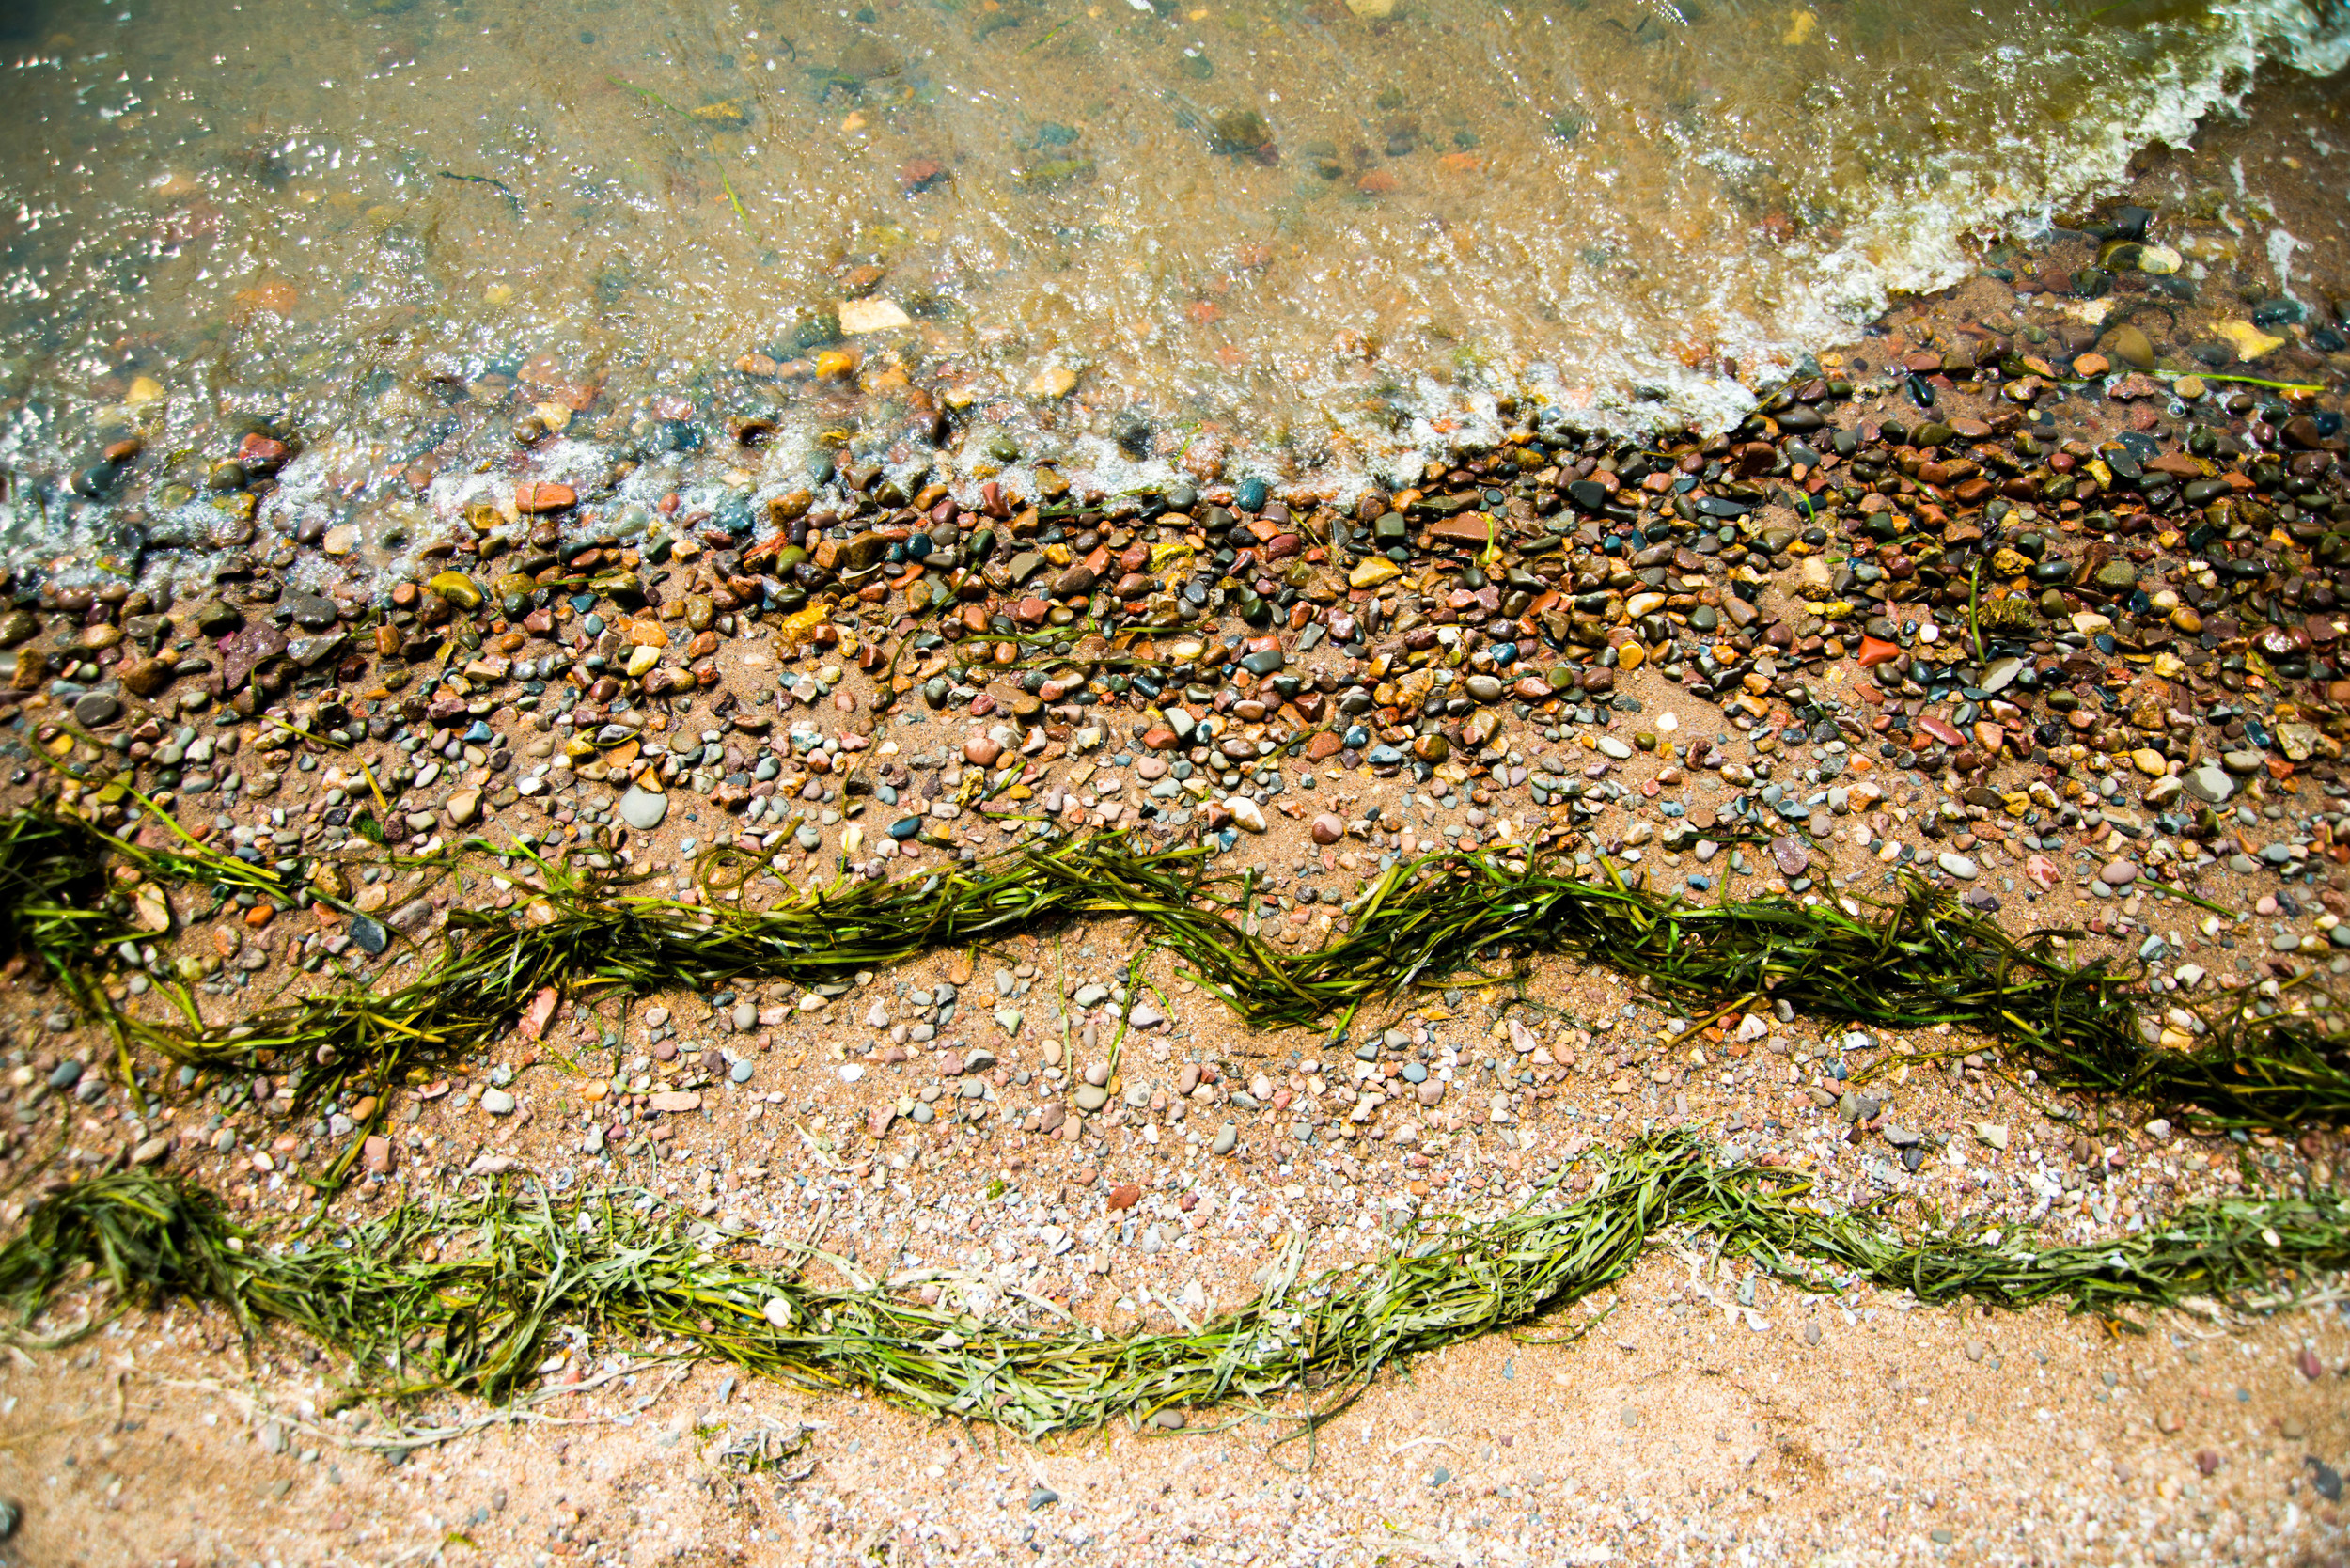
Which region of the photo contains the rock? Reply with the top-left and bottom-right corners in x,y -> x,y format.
649,1090 -> 702,1113
118,656 -> 176,698
619,785 -> 669,830
444,788 -> 482,827
72,691 -> 121,728
362,1134 -> 396,1174
1311,813 -> 1345,845
1226,796 -> 1267,832
514,481 -> 576,513
838,298 -> 912,334
349,915 -> 389,956
964,736 -> 1003,767
428,570 -> 483,609
387,897 -> 438,934
131,1135 -> 172,1166
480,1089 -> 517,1115
2099,859 -> 2138,886
1211,1123 -> 1238,1155
1770,837 -> 1808,877
1937,852 -> 1979,880
1107,1183 -> 1143,1210
1007,359 -> 1076,401
2181,763 -> 2234,804
2103,324 -> 2156,369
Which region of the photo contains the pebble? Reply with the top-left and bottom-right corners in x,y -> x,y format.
619,785 -> 669,831
480,1089 -> 517,1115
1937,853 -> 1978,880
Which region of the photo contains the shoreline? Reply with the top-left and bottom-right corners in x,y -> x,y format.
2,69 -> 2349,1568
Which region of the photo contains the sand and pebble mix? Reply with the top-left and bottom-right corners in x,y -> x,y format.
5,79 -> 2350,1568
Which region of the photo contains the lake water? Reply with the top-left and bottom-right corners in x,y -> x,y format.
0,0 -> 2342,572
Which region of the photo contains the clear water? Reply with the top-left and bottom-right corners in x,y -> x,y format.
0,0 -> 2342,572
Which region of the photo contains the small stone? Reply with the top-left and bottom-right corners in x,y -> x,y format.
2181,763 -> 2234,804
444,788 -> 482,828
2103,324 -> 2155,369
1026,365 -> 1077,400
1226,796 -> 1267,833
1770,837 -> 1808,877
349,915 -> 389,956
619,785 -> 669,831
73,691 -> 122,728
964,736 -> 1003,767
362,1135 -> 396,1174
480,1089 -> 517,1116
1937,852 -> 1979,880
1311,813 -> 1344,845
2099,860 -> 2138,887
514,481 -> 577,514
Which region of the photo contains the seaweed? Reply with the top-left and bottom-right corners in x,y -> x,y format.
4,809 -> 2347,1139
6,1137 -> 2343,1439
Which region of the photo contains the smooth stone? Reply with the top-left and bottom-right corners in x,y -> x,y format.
2099,860 -> 2138,886
480,1089 -> 517,1115
619,785 -> 670,830
1770,836 -> 1808,877
2181,763 -> 2234,804
1937,852 -> 1979,880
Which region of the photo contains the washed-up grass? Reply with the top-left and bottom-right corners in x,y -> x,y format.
4,1136 -> 2344,1440
1,808 -> 2346,1135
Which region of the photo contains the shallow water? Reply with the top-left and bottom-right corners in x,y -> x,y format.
0,0 -> 2342,571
